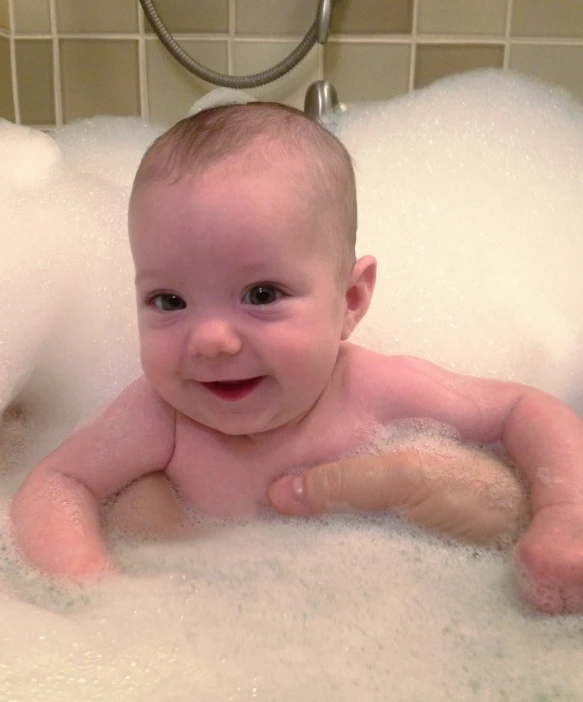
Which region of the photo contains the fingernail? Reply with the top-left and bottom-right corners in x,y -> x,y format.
269,475 -> 305,514
291,476 -> 304,498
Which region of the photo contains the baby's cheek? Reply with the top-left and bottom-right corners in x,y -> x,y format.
138,341 -> 157,375
139,350 -> 171,394
140,332 -> 172,370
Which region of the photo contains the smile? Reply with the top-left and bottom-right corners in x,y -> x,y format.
202,377 -> 265,401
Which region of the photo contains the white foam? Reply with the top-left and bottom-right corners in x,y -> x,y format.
0,120 -> 63,187
1,69 -> 583,698
330,70 -> 583,413
0,118 -> 160,425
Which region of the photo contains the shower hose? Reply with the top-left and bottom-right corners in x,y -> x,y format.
138,0 -> 336,89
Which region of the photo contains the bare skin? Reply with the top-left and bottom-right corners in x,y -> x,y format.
104,471 -> 187,539
269,443 -> 530,545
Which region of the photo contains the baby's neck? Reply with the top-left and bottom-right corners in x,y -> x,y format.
226,392 -> 331,452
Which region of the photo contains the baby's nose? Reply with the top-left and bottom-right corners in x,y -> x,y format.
187,318 -> 242,358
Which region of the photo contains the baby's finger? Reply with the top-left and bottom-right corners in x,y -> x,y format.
513,507 -> 583,614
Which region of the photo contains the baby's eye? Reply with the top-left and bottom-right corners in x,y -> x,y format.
243,285 -> 283,306
151,293 -> 186,311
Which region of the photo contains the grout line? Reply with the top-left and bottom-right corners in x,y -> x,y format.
48,0 -> 62,127
328,35 -> 583,46
504,36 -> 583,46
504,0 -> 513,68
11,32 -> 583,46
228,0 -> 235,75
230,34 -> 321,44
321,34 -> 413,44
44,32 -> 231,41
137,0 -> 148,119
7,0 -> 20,123
409,0 -> 419,92
330,35 -> 507,45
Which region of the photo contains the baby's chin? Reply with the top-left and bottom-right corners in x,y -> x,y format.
195,415 -> 294,440
179,404 -> 311,440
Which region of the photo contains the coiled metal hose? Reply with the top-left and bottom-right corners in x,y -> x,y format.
138,0 -> 336,89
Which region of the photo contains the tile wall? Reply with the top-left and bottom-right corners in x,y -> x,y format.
1,0 -> 583,129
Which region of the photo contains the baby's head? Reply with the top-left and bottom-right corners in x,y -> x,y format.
128,103 -> 376,437
131,102 -> 357,281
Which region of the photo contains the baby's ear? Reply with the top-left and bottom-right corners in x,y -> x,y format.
341,255 -> 377,340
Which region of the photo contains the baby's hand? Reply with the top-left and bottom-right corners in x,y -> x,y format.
513,503 -> 583,614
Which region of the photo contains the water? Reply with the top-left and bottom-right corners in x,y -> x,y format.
1,69 -> 583,699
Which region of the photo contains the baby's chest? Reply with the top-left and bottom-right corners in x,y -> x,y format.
166,412 -> 383,518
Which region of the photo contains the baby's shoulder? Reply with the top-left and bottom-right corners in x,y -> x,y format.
342,343 -> 429,386
86,377 -> 177,448
340,344 -> 448,418
109,375 -> 176,424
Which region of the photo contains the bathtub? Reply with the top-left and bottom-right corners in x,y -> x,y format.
0,69 -> 582,700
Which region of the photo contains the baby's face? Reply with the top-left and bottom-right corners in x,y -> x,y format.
129,158 -> 352,437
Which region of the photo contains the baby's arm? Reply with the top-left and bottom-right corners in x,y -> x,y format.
369,354 -> 583,612
11,377 -> 176,579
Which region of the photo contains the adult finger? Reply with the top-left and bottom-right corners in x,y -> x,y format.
104,471 -> 186,538
269,447 -> 530,545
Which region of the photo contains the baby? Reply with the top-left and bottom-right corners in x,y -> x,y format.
11,103 -> 583,614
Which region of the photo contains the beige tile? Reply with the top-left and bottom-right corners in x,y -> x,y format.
331,0 -> 413,34
15,39 -> 55,124
0,37 -> 15,121
56,0 -> 138,33
60,39 -> 139,122
0,0 -> 10,31
415,44 -> 504,89
510,44 -> 583,102
325,43 -> 410,102
232,41 -> 320,109
235,0 -> 317,36
418,0 -> 508,35
144,0 -> 228,34
512,0 -> 583,38
14,0 -> 51,34
146,38 -> 228,125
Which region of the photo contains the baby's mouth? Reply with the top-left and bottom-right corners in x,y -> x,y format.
202,377 -> 264,401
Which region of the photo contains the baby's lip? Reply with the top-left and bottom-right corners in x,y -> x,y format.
201,376 -> 265,401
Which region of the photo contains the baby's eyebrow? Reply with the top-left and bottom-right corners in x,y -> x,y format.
134,270 -> 160,286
